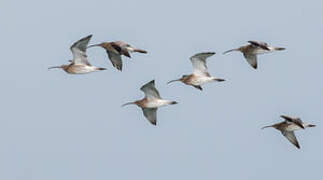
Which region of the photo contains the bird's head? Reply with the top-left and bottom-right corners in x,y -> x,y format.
167,75 -> 188,84
48,64 -> 69,71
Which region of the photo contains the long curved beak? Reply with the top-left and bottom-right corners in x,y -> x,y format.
48,66 -> 61,70
261,125 -> 273,129
167,79 -> 181,84
87,44 -> 101,48
223,48 -> 239,54
121,102 -> 135,107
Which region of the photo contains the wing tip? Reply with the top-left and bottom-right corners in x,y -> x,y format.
294,142 -> 301,149
86,34 -> 93,39
115,65 -> 122,71
82,34 -> 93,42
191,52 -> 216,59
251,63 -> 258,69
201,51 -> 216,55
280,115 -> 292,120
150,121 -> 157,126
251,64 -> 257,69
140,79 -> 156,91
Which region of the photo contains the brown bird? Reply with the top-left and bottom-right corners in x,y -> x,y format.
122,80 -> 177,126
223,41 -> 285,69
48,35 -> 106,74
262,115 -> 316,149
88,41 -> 147,71
167,52 -> 225,91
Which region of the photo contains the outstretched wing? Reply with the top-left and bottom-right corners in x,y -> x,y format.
280,115 -> 305,129
282,131 -> 300,149
190,52 -> 215,76
140,80 -> 161,99
70,35 -> 92,65
142,108 -> 157,125
243,53 -> 257,69
106,50 -> 123,71
248,41 -> 270,50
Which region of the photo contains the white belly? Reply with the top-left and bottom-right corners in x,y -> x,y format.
252,48 -> 270,55
285,124 -> 302,131
71,66 -> 98,74
144,99 -> 171,108
191,76 -> 214,86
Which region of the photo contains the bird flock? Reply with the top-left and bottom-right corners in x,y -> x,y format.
49,34 -> 315,149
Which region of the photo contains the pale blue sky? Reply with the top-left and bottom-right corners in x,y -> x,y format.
1,0 -> 322,179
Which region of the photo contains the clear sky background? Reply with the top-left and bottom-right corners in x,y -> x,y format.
1,0 -> 322,179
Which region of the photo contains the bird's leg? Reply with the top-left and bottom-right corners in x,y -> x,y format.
193,85 -> 203,91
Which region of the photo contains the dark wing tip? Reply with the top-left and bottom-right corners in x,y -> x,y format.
115,64 -> 122,71
248,40 -> 259,44
280,115 -> 293,122
193,52 -> 216,58
295,143 -> 301,149
151,122 -> 157,126
71,34 -> 93,51
247,40 -> 256,45
82,34 -> 93,42
206,52 -> 216,55
112,63 -> 122,71
280,115 -> 296,121
141,80 -> 156,91
280,115 -> 289,119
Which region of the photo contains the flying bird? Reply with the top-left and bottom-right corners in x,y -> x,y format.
48,35 -> 106,74
122,80 -> 177,126
167,52 -> 225,91
88,41 -> 147,71
262,115 -> 316,149
223,41 -> 285,69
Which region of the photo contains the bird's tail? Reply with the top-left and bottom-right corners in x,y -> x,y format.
273,47 -> 286,51
306,124 -> 316,128
133,48 -> 147,54
213,78 -> 225,82
168,101 -> 178,105
96,67 -> 107,71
